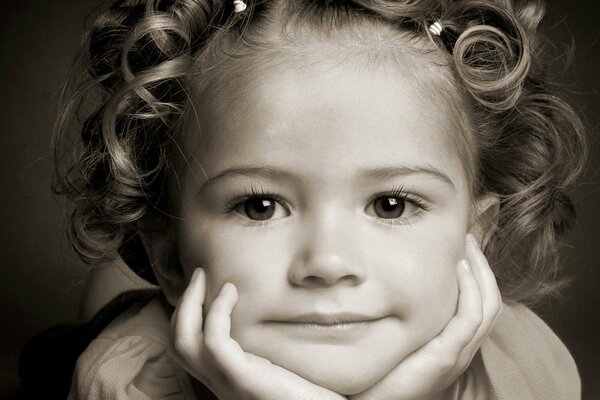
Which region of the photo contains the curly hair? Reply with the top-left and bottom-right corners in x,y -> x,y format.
53,0 -> 588,304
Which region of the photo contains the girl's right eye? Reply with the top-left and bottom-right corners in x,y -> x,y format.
233,196 -> 290,221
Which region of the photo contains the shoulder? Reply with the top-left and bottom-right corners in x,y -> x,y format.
68,298 -> 196,400
478,302 -> 580,400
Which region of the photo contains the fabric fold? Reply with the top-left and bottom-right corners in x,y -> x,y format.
69,298 -> 580,400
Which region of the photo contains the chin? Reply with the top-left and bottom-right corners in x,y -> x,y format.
232,318 -> 433,395
297,365 -> 384,395
276,348 -> 399,395
241,339 -> 407,395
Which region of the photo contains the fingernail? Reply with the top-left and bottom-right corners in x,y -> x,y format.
466,234 -> 480,250
466,233 -> 476,244
222,282 -> 234,294
192,267 -> 204,281
459,259 -> 471,273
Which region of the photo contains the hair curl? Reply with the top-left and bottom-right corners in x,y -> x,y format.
53,0 -> 588,304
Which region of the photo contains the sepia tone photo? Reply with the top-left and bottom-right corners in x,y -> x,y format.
1,0 -> 599,399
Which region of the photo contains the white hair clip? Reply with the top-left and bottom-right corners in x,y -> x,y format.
428,20 -> 458,54
428,21 -> 443,36
233,0 -> 247,13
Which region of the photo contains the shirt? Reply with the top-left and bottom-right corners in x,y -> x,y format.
68,297 -> 580,400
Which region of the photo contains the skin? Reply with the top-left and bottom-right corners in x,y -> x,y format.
153,47 -> 500,396
170,238 -> 501,400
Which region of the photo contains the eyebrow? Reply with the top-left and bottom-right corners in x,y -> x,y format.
358,165 -> 456,191
198,166 -> 297,192
198,164 -> 456,192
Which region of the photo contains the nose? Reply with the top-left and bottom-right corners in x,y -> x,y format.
288,211 -> 366,288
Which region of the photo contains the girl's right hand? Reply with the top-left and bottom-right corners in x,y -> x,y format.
169,268 -> 347,400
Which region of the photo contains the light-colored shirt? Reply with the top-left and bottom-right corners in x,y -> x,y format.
68,297 -> 580,400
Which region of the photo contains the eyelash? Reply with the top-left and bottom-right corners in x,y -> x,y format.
224,184 -> 287,228
366,186 -> 432,227
224,184 -> 431,228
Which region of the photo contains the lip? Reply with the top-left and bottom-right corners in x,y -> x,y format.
264,313 -> 385,341
270,312 -> 383,325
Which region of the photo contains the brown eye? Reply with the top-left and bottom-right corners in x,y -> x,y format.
243,198 -> 276,220
373,197 -> 405,219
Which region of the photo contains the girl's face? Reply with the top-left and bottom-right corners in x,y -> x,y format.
175,52 -> 475,395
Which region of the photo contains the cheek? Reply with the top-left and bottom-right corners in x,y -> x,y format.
177,218 -> 291,306
373,220 -> 465,335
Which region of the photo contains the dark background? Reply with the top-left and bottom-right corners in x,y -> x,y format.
1,0 -> 598,398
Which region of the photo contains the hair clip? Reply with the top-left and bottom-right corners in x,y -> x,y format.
428,21 -> 458,54
233,0 -> 247,13
428,21 -> 443,36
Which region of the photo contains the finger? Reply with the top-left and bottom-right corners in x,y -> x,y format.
203,283 -> 247,376
452,235 -> 503,367
350,260 -> 485,400
350,264 -> 481,400
203,284 -> 346,400
466,234 -> 502,310
427,259 -> 483,358
465,234 -> 502,339
171,268 -> 207,358
169,268 -> 218,386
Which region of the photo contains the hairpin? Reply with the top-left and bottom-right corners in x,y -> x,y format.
428,21 -> 458,54
428,21 -> 443,36
233,0 -> 247,13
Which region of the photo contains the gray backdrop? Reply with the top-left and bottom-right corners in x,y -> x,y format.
1,0 -> 598,398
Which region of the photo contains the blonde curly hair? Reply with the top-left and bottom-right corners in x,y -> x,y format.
53,0 -> 588,304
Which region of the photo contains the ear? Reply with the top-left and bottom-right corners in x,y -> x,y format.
139,231 -> 186,307
469,194 -> 500,249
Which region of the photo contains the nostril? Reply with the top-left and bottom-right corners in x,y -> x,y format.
302,275 -> 328,286
339,274 -> 360,284
300,273 -> 360,287
288,252 -> 366,288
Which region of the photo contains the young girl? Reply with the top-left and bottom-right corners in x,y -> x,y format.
53,0 -> 587,398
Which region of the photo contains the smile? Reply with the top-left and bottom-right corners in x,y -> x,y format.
264,313 -> 385,341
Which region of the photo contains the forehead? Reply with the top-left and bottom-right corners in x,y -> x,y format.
183,46 -> 469,193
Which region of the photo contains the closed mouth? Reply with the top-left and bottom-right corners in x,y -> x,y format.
266,312 -> 384,326
263,314 -> 384,341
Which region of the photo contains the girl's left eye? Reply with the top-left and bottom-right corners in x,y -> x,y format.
233,196 -> 290,221
372,197 -> 405,218
365,194 -> 428,224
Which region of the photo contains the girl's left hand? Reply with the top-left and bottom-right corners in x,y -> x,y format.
349,234 -> 502,400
